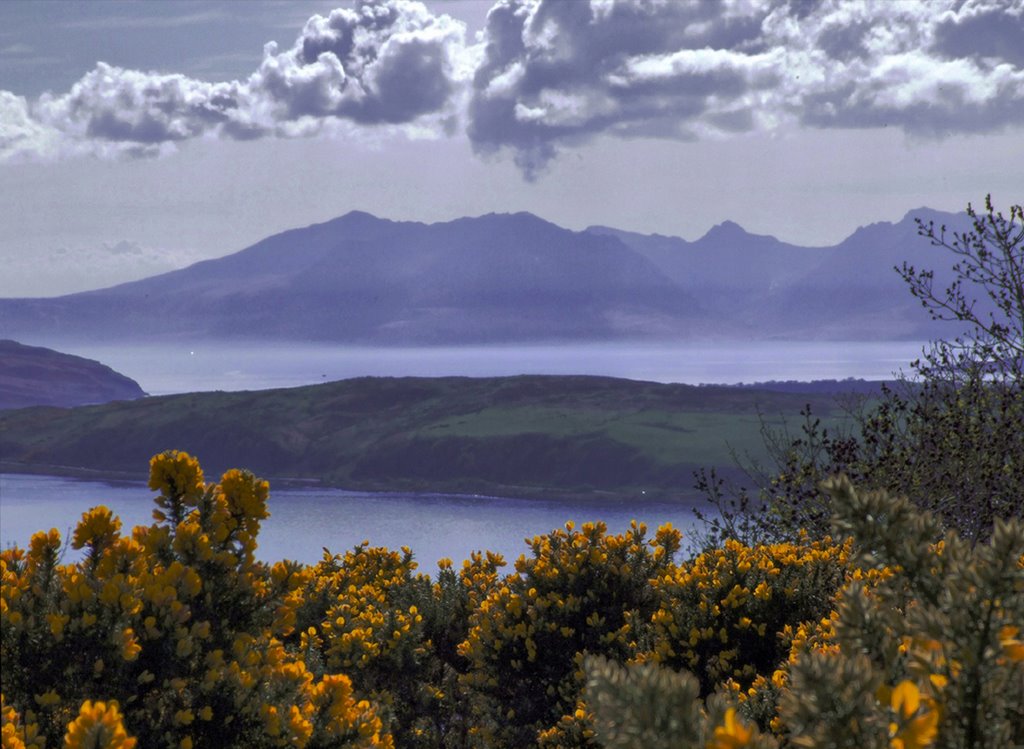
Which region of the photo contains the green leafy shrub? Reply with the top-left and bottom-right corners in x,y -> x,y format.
699,196 -> 1023,546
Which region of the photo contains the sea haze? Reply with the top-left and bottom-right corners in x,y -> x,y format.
33,340 -> 926,396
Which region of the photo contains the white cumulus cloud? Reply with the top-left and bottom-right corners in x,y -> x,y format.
2,0 -> 1022,173
1,0 -> 471,161
467,0 -> 1024,176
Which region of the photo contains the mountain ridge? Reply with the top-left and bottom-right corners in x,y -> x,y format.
0,207 -> 972,344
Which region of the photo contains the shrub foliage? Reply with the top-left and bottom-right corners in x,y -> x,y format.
2,451 -> 1021,748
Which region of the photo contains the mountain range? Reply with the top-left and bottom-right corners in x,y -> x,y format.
0,208 -> 971,344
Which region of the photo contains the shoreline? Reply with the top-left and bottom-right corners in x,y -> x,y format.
0,462 -> 706,508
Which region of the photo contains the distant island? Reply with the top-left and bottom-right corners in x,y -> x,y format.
0,207 -> 972,345
0,339 -> 146,410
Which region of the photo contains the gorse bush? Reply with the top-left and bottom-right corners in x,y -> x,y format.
1,451 -> 391,749
584,477 -> 1024,749
641,534 -> 850,696
2,451 -> 1021,748
457,520 -> 681,748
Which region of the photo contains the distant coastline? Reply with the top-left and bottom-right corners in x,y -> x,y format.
0,373 -> 867,503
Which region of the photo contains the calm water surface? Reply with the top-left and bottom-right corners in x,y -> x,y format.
0,474 -> 705,568
38,340 -> 924,396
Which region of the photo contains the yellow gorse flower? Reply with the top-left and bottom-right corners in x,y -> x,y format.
888,680 -> 939,749
72,507 -> 122,552
62,700 -> 137,749
706,708 -> 754,749
148,450 -> 204,498
2,694 -> 44,749
999,625 -> 1024,662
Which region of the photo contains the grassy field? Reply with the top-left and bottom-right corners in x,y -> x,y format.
0,374 -> 859,500
414,405 -> 797,466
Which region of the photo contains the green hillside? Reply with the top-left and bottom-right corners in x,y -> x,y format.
0,375 -> 852,500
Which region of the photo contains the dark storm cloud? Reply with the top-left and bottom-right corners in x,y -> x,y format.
1,0 -> 1022,168
467,0 -> 1024,176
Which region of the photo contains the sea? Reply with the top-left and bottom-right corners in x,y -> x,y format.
0,340 -> 926,566
34,340 -> 925,395
0,473 -> 703,568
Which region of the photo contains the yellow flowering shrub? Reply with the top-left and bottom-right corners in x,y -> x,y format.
401,549 -> 507,748
457,520 -> 681,748
2,693 -> 45,749
643,534 -> 850,695
583,478 -> 1024,749
288,543 -> 437,747
0,452 -> 392,749
4,453 -> 1019,749
777,477 -> 1024,748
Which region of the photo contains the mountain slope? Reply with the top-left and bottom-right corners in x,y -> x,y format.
588,221 -> 831,293
0,212 -> 704,344
590,207 -> 971,338
0,340 -> 146,410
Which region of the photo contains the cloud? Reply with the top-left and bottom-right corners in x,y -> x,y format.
467,0 -> 1024,176
1,0 -> 470,160
2,0 -> 1022,170
0,91 -> 59,160
35,65 -> 246,151
771,0 -> 1024,135
247,2 -> 467,128
932,0 -> 1024,67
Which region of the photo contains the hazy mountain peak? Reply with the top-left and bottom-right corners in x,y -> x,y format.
841,208 -> 947,246
329,209 -> 389,227
847,207 -> 966,240
0,205 -> 961,344
699,220 -> 751,242
899,206 -> 967,227
475,211 -> 555,227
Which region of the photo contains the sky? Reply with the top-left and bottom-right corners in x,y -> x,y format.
1,0 -> 1021,297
